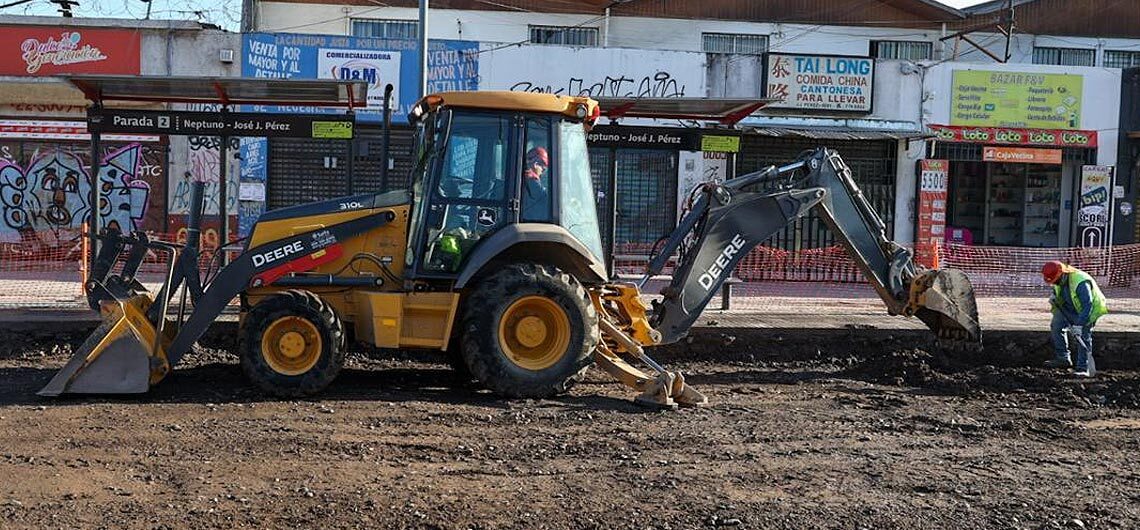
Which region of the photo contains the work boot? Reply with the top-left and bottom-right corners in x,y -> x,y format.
1044,357 -> 1073,369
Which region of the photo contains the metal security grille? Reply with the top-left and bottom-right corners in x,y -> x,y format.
266,138 -> 350,210
1105,50 -> 1140,68
613,149 -> 677,246
529,25 -> 599,46
589,147 -> 615,255
932,143 -> 1095,164
872,40 -> 933,60
352,126 -> 415,194
737,136 -> 897,250
702,33 -> 769,55
350,19 -> 418,39
1033,47 -> 1095,66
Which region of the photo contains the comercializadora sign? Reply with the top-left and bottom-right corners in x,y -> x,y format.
763,53 -> 874,112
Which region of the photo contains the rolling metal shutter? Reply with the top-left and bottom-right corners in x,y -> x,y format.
736,135 -> 897,250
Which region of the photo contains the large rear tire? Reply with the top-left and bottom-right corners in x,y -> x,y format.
460,263 -> 598,398
239,290 -> 345,397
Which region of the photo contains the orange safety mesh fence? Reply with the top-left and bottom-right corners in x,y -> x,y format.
0,229 -> 232,309
4,232 -> 1140,310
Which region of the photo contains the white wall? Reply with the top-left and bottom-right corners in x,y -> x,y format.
922,61 -> 1121,166
256,2 -> 1140,67
477,44 -> 705,98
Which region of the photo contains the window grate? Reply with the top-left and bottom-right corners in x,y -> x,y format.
350,19 -> 418,39
702,33 -> 769,55
1105,50 -> 1140,68
872,40 -> 933,60
1032,46 -> 1095,66
528,25 -> 599,46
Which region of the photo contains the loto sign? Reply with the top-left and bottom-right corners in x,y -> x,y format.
0,26 -> 140,75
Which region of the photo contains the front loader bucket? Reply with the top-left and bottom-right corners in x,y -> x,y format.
38,297 -> 169,396
912,268 -> 982,349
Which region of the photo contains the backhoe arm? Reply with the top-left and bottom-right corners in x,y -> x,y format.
646,148 -> 981,347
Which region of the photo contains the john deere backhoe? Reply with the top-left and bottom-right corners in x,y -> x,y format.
41,91 -> 981,408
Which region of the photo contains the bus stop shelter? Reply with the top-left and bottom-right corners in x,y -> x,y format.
62,74 -> 368,270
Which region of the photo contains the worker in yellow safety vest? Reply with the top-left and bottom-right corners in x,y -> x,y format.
1041,261 -> 1108,376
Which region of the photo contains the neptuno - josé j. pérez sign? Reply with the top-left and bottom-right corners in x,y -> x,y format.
764,53 -> 874,112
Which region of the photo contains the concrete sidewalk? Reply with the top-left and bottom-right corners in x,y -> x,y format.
3,294 -> 1138,333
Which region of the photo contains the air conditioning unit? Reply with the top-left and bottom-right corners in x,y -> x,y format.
219,49 -> 235,64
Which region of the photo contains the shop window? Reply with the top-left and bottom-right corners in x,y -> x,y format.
1104,50 -> 1140,68
871,40 -> 933,61
529,25 -> 599,46
702,33 -> 769,55
1032,47 -> 1095,66
350,19 -> 418,39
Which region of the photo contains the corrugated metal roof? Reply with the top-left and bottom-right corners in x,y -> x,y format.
64,75 -> 367,107
743,127 -> 930,141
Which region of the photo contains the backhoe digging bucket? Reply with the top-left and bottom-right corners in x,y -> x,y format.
911,268 -> 982,350
38,296 -> 170,396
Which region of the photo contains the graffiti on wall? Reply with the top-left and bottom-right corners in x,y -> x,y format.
509,71 -> 687,98
0,143 -> 151,245
170,135 -> 239,216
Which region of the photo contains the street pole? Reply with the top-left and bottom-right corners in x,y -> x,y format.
419,0 -> 428,99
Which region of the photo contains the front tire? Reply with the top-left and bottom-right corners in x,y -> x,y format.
239,290 -> 345,397
460,263 -> 598,398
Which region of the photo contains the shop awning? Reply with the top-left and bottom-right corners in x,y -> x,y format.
743,127 -> 931,141
596,97 -> 777,126
63,75 -> 369,108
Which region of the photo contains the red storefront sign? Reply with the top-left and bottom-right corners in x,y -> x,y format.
0,26 -> 140,76
915,160 -> 948,267
929,124 -> 1096,148
982,146 -> 1063,165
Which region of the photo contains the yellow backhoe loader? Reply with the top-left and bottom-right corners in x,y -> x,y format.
41,91 -> 981,408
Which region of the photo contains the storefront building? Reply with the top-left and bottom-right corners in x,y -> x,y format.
922,63 -> 1122,248
584,124 -> 740,260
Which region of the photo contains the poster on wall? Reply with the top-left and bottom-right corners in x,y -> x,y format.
950,70 -> 1083,129
1077,165 -> 1114,248
316,48 -> 401,112
916,159 -> 949,267
0,26 -> 141,76
243,33 -> 478,123
763,53 -> 874,112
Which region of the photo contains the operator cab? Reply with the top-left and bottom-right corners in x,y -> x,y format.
405,92 -> 605,281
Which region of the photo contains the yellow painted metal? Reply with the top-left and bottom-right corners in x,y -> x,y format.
261,316 -> 322,376
244,205 -> 410,322
497,296 -> 571,371
352,291 -> 460,350
416,91 -> 598,122
87,295 -> 170,383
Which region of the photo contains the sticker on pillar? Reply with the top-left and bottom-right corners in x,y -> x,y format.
1120,201 -> 1132,217
477,208 -> 496,226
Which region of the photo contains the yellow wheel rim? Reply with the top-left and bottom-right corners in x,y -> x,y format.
498,296 -> 571,371
261,316 -> 322,376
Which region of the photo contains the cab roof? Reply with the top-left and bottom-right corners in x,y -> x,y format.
411,91 -> 598,122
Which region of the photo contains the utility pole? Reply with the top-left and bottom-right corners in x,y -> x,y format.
419,0 -> 428,99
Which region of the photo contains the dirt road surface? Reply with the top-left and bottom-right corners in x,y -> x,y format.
1,327 -> 1139,530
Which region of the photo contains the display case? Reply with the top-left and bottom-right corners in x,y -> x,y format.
948,161 -> 986,240
1022,166 -> 1061,247
985,164 -> 1024,246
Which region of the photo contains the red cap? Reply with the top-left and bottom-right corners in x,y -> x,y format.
1042,261 -> 1064,284
527,147 -> 548,167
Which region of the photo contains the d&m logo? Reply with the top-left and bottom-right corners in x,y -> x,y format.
20,31 -> 108,74
334,60 -> 378,84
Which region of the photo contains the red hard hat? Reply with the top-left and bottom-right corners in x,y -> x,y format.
1042,261 -> 1064,284
528,147 -> 549,167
